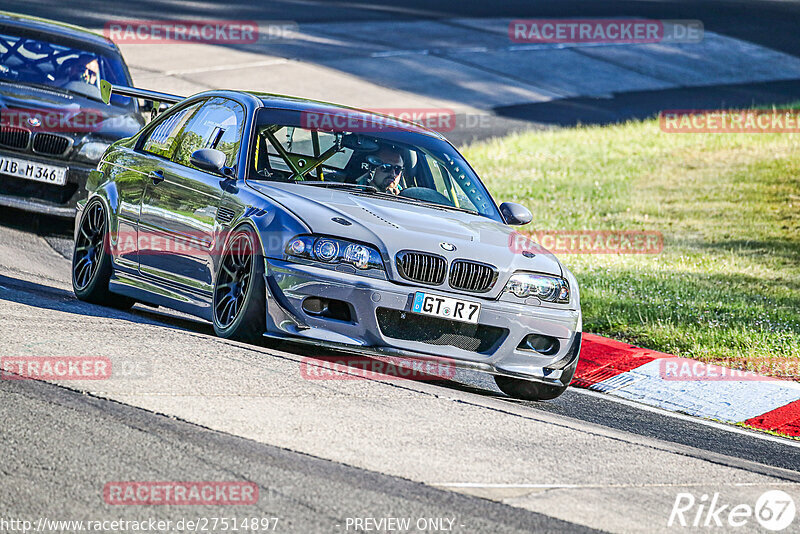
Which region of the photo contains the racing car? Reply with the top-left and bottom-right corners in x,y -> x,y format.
72,81 -> 582,400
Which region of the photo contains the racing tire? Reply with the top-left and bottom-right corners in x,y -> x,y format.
494,375 -> 569,401
212,227 -> 266,343
72,200 -> 135,310
494,355 -> 578,401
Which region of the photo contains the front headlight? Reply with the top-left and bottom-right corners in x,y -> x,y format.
505,273 -> 570,304
286,235 -> 384,271
77,141 -> 111,162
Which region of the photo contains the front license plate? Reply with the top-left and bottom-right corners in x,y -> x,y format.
412,291 -> 481,324
0,154 -> 67,186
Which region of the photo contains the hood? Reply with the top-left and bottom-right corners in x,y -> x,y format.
249,182 -> 563,295
0,80 -> 144,141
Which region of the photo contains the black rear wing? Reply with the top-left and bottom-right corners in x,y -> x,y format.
100,80 -> 184,118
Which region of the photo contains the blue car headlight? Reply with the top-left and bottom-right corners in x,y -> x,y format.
505,272 -> 570,304
76,141 -> 111,162
286,235 -> 384,271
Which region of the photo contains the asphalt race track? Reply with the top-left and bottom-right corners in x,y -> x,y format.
2,210 -> 800,533
3,1 -> 800,532
9,0 -> 800,140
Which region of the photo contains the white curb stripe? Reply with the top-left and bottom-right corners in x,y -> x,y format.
591,359 -> 800,423
572,388 -> 800,448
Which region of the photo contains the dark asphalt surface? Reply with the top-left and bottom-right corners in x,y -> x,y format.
444,374 -> 800,474
0,376 -> 595,533
3,2 -> 800,531
3,208 -> 800,486
6,0 -> 800,128
6,0 -> 800,58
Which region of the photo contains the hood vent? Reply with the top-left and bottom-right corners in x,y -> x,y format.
360,206 -> 400,228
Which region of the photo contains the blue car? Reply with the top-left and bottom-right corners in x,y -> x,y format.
0,11 -> 143,216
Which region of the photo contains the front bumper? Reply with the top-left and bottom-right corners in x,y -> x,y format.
0,150 -> 93,217
264,259 -> 582,386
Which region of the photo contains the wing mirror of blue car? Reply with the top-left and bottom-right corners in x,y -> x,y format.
499,202 -> 532,226
190,148 -> 234,178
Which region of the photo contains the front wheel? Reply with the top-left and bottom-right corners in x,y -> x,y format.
72,201 -> 134,310
494,358 -> 577,401
494,375 -> 569,401
212,228 -> 266,343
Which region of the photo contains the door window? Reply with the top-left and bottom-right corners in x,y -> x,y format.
172,97 -> 245,171
141,101 -> 202,159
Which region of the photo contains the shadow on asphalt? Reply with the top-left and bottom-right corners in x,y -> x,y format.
0,206 -> 72,236
495,79 -> 800,127
0,269 -> 496,398
0,273 -> 215,334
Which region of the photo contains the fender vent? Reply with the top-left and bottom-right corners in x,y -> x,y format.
216,207 -> 236,225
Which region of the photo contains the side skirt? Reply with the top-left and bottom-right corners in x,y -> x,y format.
109,267 -> 213,321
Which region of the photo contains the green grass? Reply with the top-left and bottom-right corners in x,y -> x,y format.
462,116 -> 800,373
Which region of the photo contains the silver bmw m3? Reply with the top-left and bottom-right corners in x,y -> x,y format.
73,83 -> 582,400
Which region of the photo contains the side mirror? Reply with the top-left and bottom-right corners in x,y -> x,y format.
499,202 -> 532,226
190,148 -> 232,176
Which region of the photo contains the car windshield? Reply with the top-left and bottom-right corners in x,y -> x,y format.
249,107 -> 500,219
0,29 -> 132,106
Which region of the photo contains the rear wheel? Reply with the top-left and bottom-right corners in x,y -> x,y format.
212,228 -> 266,343
72,201 -> 134,309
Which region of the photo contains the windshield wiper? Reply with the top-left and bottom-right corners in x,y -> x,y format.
0,79 -> 105,104
295,180 -> 484,216
351,189 -> 484,216
295,181 -> 379,193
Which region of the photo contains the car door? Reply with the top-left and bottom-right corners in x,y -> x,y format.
111,100 -> 203,273
137,97 -> 245,294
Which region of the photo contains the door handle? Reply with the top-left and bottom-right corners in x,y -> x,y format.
149,170 -> 165,185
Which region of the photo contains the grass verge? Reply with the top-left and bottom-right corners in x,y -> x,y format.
462,115 -> 800,375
